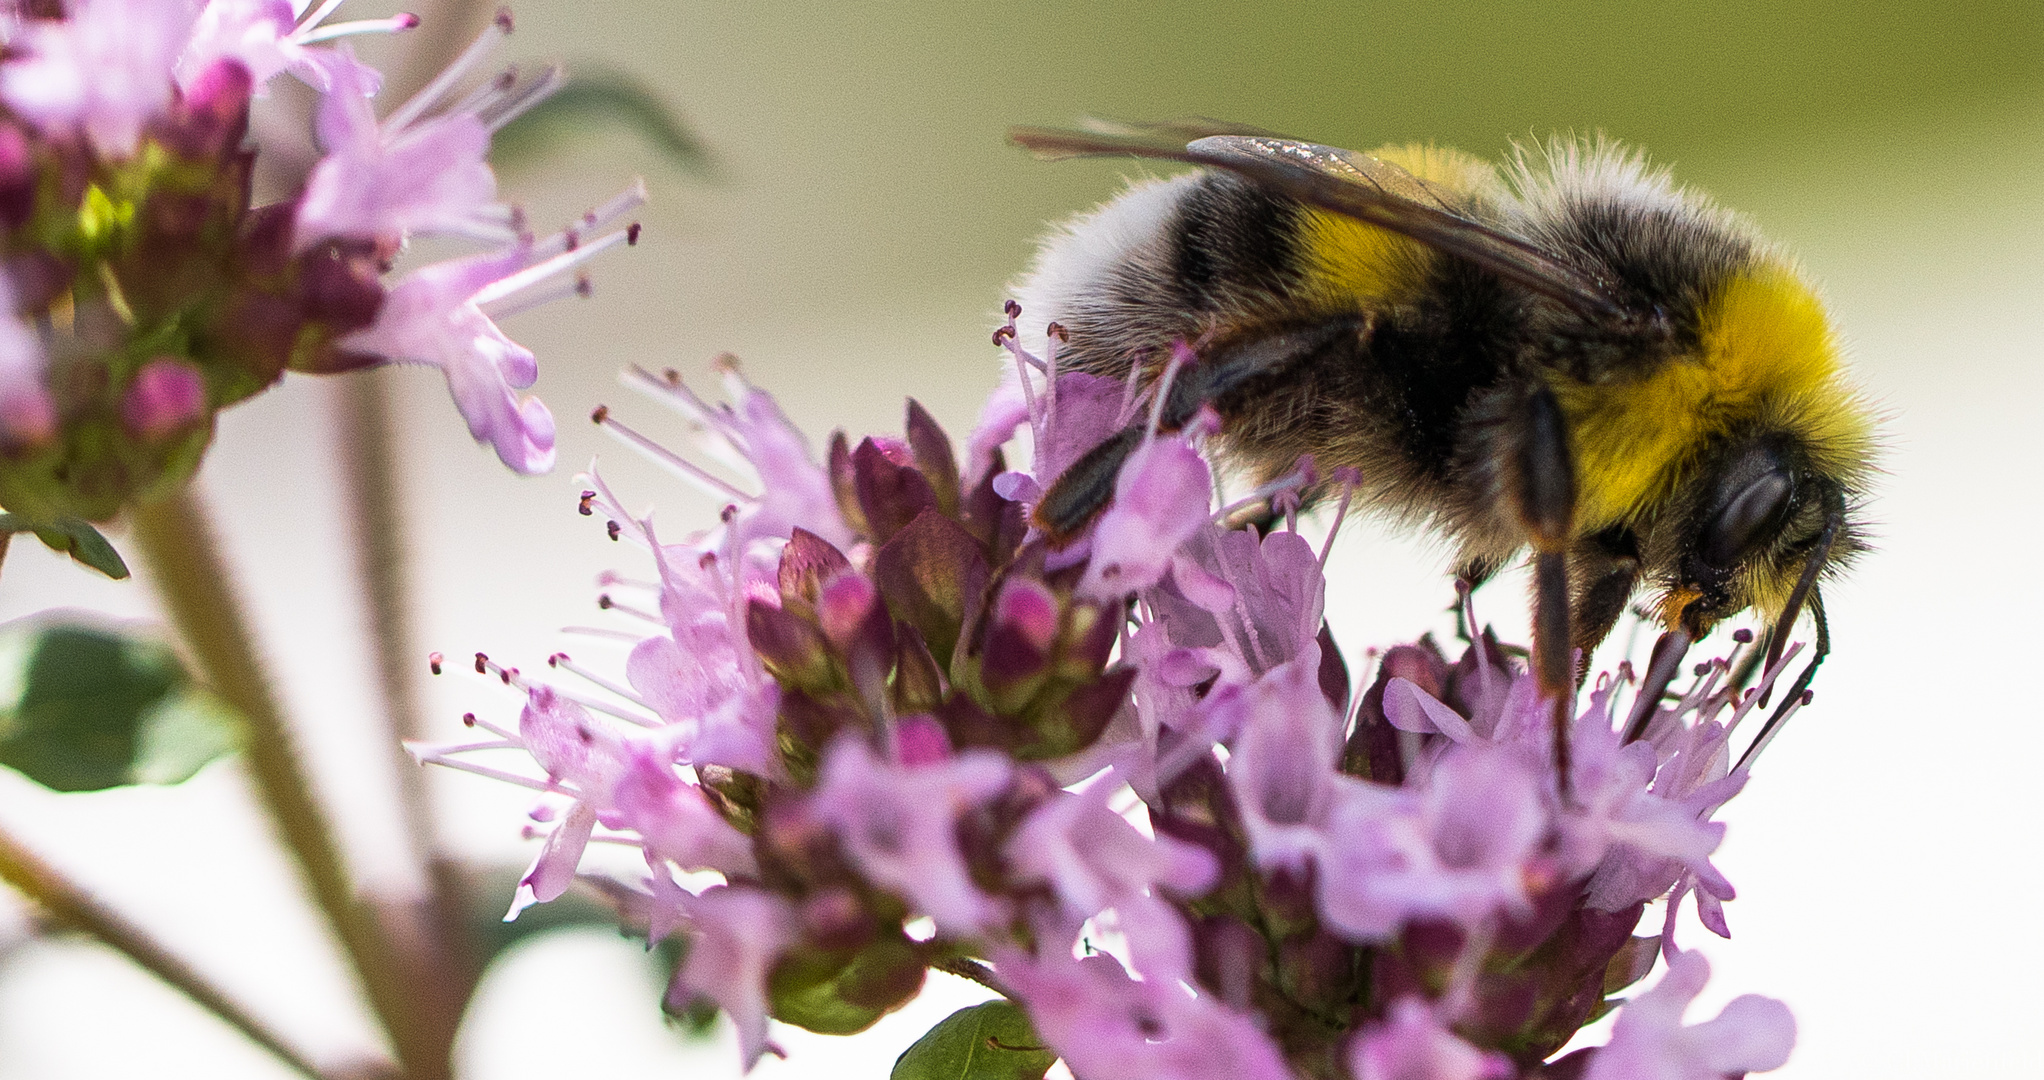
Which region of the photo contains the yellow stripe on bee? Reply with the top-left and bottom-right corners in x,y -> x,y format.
1295,144 -> 1497,309
1555,270 -> 1872,531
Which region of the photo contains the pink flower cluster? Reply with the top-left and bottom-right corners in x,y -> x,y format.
419,312 -> 1805,1079
0,1 -> 637,527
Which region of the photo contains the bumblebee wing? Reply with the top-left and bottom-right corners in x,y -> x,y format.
1008,120 -> 1281,160
1187,135 -> 1621,317
1009,126 -> 1622,319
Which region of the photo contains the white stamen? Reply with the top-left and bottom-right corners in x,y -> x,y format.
1146,346 -> 1189,436
552,655 -> 654,709
472,228 -> 631,306
599,594 -> 666,626
296,0 -> 349,31
528,181 -> 649,261
543,683 -> 661,729
464,713 -> 520,742
385,18 -> 508,132
559,625 -> 646,642
412,753 -> 561,793
444,65 -> 519,121
415,738 -> 517,755
1318,479 -> 1357,569
298,15 -> 418,43
1722,641 -> 1804,736
479,272 -> 590,321
484,65 -> 566,132
598,414 -> 754,502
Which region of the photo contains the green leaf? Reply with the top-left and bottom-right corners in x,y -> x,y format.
0,513 -> 131,579
771,936 -> 926,1035
893,1000 -> 1056,1080
0,623 -> 233,791
1601,934 -> 1661,996
491,69 -> 711,175
128,687 -> 239,785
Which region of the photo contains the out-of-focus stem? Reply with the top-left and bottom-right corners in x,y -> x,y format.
130,490 -> 447,1080
331,0 -> 496,1022
0,818 -> 338,1080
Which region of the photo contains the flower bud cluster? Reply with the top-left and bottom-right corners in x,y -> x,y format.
0,1 -> 637,532
422,316 -> 1806,1080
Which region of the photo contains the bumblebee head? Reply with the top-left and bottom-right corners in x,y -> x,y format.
1653,431 -> 1857,641
1600,263 -> 1876,647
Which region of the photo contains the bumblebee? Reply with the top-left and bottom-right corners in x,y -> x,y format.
1008,120 -> 1875,762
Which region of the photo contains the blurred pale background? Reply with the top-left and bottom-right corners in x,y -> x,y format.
0,0 -> 2039,1076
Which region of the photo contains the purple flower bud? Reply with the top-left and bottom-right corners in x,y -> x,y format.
1350,997 -> 1514,1080
0,124 -> 34,229
164,57 -> 252,159
119,358 -> 207,441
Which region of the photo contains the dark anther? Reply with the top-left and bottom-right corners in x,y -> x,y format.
579,491 -> 596,515
1046,321 -> 1068,342
494,6 -> 513,31
1004,299 -> 1022,318
548,652 -> 567,667
1733,628 -> 1754,643
591,405 -> 610,423
428,651 -> 444,675
461,712 -> 477,727
663,368 -> 681,385
563,228 -> 580,251
606,520 -> 622,540
474,652 -> 489,673
598,594 -> 614,609
991,325 -> 1016,346
574,274 -> 593,298
626,222 -> 642,245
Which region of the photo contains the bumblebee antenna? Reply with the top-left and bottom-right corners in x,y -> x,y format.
1737,589 -> 1828,772
1758,508 -> 1841,708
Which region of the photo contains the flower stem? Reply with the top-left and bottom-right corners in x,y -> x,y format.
129,489 -> 448,1080
0,821 -> 336,1080
933,956 -> 1013,999
336,367 -> 476,1046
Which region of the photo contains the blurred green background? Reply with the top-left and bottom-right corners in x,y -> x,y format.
0,1 -> 2039,1078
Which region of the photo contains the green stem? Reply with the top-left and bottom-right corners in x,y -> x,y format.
130,490 -> 445,1080
0,821 -> 336,1080
325,0 -> 500,1036
933,956 -> 1013,999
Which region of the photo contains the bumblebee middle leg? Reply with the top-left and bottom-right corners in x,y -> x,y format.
1511,385 -> 1579,793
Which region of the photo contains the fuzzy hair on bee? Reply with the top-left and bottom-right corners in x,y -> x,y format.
1007,120 -> 1877,768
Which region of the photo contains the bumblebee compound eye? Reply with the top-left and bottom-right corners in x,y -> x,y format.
1700,468 -> 1794,569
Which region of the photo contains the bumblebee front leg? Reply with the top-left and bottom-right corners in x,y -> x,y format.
1570,526 -> 1644,683
1512,385 -> 1579,792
